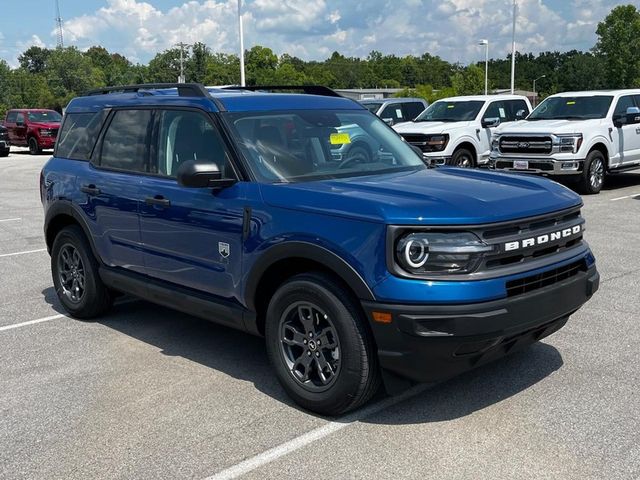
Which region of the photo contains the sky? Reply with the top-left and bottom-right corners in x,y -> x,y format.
0,0 -> 638,67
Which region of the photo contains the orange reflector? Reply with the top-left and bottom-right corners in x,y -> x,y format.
372,311 -> 392,324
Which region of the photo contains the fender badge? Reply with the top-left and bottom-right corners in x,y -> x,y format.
218,242 -> 230,258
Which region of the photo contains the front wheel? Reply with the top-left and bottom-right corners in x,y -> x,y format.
28,137 -> 41,155
450,148 -> 475,168
579,150 -> 606,194
265,272 -> 380,415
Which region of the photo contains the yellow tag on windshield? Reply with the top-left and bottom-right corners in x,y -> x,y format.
567,101 -> 576,105
330,133 -> 351,145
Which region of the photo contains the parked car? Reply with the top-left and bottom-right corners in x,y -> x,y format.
42,83 -> 598,415
4,109 -> 62,155
394,95 -> 532,167
359,98 -> 428,126
0,124 -> 10,157
490,89 -> 640,194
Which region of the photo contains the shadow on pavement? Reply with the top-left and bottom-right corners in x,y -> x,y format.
64,296 -> 564,423
603,172 -> 640,191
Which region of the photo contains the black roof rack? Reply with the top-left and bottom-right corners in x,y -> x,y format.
86,83 -> 210,98
221,85 -> 343,98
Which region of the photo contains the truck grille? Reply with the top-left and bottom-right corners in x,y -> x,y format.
506,259 -> 586,297
400,133 -> 437,153
499,136 -> 552,155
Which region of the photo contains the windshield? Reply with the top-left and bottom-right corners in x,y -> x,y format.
528,96 -> 613,120
414,100 -> 484,122
27,111 -> 62,122
223,109 -> 425,183
360,102 -> 382,114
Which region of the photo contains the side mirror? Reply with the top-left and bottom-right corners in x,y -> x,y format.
515,109 -> 527,120
176,160 -> 236,189
626,106 -> 640,125
482,117 -> 501,128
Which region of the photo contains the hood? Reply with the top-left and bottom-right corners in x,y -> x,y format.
260,168 -> 581,225
30,121 -> 61,129
393,120 -> 472,135
497,118 -> 602,135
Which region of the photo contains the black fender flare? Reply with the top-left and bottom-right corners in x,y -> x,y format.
244,241 -> 375,311
44,200 -> 102,263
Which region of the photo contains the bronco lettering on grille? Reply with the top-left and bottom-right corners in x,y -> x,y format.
504,224 -> 582,252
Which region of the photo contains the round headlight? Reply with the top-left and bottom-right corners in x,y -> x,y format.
402,237 -> 429,268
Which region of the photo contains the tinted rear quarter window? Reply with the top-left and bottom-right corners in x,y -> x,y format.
99,109 -> 152,172
56,111 -> 108,160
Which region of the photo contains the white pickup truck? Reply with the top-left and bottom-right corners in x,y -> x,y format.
393,95 -> 532,167
490,90 -> 640,194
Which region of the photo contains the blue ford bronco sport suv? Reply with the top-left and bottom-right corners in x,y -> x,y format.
42,83 -> 599,415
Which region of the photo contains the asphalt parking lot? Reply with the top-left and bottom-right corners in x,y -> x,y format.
1,148 -> 639,480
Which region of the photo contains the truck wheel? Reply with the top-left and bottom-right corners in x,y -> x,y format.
451,148 -> 475,168
28,137 -> 42,155
0,149 -> 8,157
265,272 -> 380,415
579,150 -> 605,194
51,225 -> 113,319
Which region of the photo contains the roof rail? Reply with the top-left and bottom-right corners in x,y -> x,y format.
222,85 -> 343,98
86,83 -> 210,98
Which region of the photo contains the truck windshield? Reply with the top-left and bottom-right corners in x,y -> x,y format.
413,100 -> 484,122
27,111 -> 62,122
223,109 -> 425,183
528,96 -> 613,120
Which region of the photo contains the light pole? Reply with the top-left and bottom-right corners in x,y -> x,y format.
479,39 -> 489,95
510,0 -> 517,94
533,74 -> 546,107
238,0 -> 246,86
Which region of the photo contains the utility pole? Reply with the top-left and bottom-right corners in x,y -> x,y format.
176,42 -> 191,83
55,0 -> 64,48
479,39 -> 489,96
238,0 -> 246,86
510,0 -> 517,94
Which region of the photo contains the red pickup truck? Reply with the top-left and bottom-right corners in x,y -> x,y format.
4,109 -> 62,155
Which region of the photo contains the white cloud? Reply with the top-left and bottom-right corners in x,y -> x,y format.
32,0 -> 636,66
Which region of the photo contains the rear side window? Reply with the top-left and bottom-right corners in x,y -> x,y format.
56,111 -> 107,160
99,109 -> 152,172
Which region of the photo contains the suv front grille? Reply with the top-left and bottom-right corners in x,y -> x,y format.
506,259 -> 586,297
499,136 -> 552,155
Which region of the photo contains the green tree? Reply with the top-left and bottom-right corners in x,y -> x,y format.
187,42 -> 212,83
594,4 -> 640,88
18,46 -> 51,74
147,48 -> 183,83
451,64 -> 485,95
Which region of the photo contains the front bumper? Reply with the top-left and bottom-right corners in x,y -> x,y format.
38,137 -> 56,149
489,154 -> 585,176
362,265 -> 599,383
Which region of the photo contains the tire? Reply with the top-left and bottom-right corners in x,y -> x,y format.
265,272 -> 380,415
51,225 -> 113,319
28,137 -> 41,155
450,148 -> 475,168
0,149 -> 9,157
579,150 -> 605,194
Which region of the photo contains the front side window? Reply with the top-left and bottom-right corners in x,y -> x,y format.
361,102 -> 382,114
154,110 -> 233,178
613,95 -> 636,119
99,109 -> 152,172
223,109 -> 425,183
414,100 -> 484,122
16,113 -> 25,124
379,104 -> 405,122
528,96 -> 613,120
6,111 -> 17,123
484,101 -> 508,121
27,111 -> 62,122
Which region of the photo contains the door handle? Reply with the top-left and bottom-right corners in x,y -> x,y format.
80,184 -> 101,195
145,195 -> 171,207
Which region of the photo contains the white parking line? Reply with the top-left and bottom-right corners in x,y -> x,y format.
205,384 -> 429,480
610,193 -> 640,201
0,218 -> 21,223
0,313 -> 65,332
0,248 -> 47,258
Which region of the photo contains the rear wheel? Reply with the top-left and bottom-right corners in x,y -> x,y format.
51,225 -> 113,319
450,148 -> 475,168
0,149 -> 8,157
265,272 -> 380,415
28,137 -> 41,155
579,150 -> 605,194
